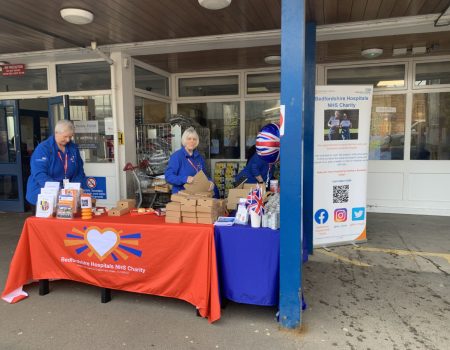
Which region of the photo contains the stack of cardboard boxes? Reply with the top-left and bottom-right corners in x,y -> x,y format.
165,193 -> 226,224
108,199 -> 136,216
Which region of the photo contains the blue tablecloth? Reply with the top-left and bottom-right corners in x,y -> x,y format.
214,224 -> 280,306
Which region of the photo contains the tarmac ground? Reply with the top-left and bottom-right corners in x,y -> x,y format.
1,212 -> 449,350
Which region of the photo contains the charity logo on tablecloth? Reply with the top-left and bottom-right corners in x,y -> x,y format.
64,226 -> 142,261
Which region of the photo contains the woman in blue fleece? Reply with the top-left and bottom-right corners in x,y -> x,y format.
26,120 -> 87,205
165,127 -> 215,194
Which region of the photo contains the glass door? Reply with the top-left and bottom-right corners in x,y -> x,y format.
0,100 -> 24,212
48,95 -> 70,133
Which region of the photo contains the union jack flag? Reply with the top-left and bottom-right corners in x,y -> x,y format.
246,186 -> 264,215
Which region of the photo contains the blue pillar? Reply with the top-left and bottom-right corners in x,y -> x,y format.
303,22 -> 316,256
279,0 -> 305,329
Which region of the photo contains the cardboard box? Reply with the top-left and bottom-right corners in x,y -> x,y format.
165,216 -> 181,224
176,190 -> 191,197
170,193 -> 187,203
182,216 -> 197,224
182,211 -> 197,218
226,188 -> 251,210
166,202 -> 181,212
165,210 -> 181,218
181,204 -> 196,212
117,199 -> 135,210
183,198 -> 197,206
196,205 -> 217,214
196,191 -> 213,198
183,170 -> 210,193
108,207 -> 130,216
197,217 -> 216,224
197,197 -> 217,207
196,211 -> 217,218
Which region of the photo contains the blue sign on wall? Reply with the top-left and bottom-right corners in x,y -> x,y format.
84,176 -> 107,199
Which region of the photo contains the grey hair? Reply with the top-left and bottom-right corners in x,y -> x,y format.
181,127 -> 199,148
55,120 -> 74,134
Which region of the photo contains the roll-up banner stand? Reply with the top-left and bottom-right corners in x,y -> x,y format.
313,85 -> 373,247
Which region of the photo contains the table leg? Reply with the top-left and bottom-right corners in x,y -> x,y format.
220,297 -> 229,309
39,279 -> 49,295
101,288 -> 111,303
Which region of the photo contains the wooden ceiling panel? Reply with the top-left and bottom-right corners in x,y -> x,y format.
363,0 -> 383,20
376,0 -> 397,18
0,0 -> 449,72
136,46 -> 281,73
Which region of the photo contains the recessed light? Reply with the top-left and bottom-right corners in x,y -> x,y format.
264,55 -> 281,65
361,48 -> 383,59
198,0 -> 231,10
60,8 -> 94,25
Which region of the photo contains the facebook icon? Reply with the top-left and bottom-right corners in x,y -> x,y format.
314,209 -> 329,224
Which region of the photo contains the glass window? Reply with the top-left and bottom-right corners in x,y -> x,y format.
327,65 -> 405,88
0,68 -> 47,92
70,95 -> 114,163
135,67 -> 169,96
56,62 -> 111,92
247,72 -> 280,94
177,102 -> 240,159
411,92 -> 450,160
415,61 -> 450,86
135,97 -> 170,125
0,106 -> 16,163
245,99 -> 280,156
369,94 -> 406,160
0,175 -> 18,200
178,76 -> 238,97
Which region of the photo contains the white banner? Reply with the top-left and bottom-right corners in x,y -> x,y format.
313,85 -> 373,246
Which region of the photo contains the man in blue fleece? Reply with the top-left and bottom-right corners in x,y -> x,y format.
165,127 -> 215,194
234,153 -> 274,187
26,120 -> 87,205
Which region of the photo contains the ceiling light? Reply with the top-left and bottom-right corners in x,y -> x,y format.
361,48 -> 383,59
264,55 -> 281,65
60,8 -> 94,25
392,48 -> 408,56
412,46 -> 427,55
198,0 -> 231,10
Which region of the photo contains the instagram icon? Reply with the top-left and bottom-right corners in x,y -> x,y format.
334,208 -> 347,222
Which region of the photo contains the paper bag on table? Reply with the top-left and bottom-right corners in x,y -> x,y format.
183,170 -> 211,194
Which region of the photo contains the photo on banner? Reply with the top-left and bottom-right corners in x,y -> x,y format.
313,85 -> 373,247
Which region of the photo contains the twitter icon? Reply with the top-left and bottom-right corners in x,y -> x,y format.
352,207 -> 365,221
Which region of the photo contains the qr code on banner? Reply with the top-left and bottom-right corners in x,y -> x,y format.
333,185 -> 349,203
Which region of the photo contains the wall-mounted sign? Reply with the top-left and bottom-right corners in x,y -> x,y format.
74,120 -> 99,133
0,64 -> 26,76
83,176 -> 107,199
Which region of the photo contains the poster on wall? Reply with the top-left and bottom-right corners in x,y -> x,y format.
313,85 -> 373,247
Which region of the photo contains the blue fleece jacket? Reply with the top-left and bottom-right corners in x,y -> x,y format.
26,136 -> 87,205
235,153 -> 274,184
165,147 -> 209,194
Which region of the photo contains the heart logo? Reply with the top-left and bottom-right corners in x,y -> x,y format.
86,227 -> 120,260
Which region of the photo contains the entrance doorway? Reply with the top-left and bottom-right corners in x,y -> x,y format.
0,96 -> 69,212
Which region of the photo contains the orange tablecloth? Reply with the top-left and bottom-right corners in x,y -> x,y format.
1,215 -> 220,323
